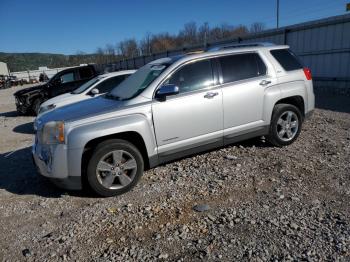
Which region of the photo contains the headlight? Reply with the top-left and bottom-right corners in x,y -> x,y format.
42,121 -> 65,144
40,104 -> 56,114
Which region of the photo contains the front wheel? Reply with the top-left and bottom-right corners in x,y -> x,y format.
32,98 -> 43,116
267,104 -> 303,147
86,139 -> 144,197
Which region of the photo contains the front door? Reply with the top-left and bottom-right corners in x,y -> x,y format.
152,59 -> 223,157
50,70 -> 78,97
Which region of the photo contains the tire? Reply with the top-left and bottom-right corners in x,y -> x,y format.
32,98 -> 43,116
86,139 -> 144,197
267,104 -> 303,147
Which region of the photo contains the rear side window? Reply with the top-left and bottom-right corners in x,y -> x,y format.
218,53 -> 266,83
79,67 -> 94,80
97,75 -> 129,93
270,49 -> 302,71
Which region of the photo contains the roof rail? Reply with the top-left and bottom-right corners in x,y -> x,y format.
208,42 -> 275,52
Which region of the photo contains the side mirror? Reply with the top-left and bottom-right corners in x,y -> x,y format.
90,88 -> 99,96
155,84 -> 179,100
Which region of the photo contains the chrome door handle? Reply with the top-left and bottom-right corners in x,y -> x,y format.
259,80 -> 271,86
204,92 -> 219,99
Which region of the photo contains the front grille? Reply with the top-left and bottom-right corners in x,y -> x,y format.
15,96 -> 25,105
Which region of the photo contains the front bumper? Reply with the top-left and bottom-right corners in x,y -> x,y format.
32,142 -> 82,190
15,97 -> 30,114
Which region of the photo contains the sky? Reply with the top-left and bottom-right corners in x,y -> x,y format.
0,0 -> 348,54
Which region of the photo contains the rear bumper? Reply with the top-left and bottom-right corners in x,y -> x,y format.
305,109 -> 314,120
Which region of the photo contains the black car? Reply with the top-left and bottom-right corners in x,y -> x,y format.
0,75 -> 11,89
14,65 -> 98,115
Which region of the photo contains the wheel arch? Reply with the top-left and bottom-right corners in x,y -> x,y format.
82,131 -> 151,173
274,95 -> 305,118
65,114 -> 158,182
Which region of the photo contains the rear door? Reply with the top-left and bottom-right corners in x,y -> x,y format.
217,52 -> 274,141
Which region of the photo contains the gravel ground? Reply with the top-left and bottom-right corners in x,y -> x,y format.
0,85 -> 350,261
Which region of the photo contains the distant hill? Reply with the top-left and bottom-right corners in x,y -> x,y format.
0,52 -> 119,72
0,52 -> 69,72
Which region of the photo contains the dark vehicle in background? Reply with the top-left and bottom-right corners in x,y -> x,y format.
0,75 -> 11,89
39,72 -> 49,82
14,65 -> 98,115
10,75 -> 25,86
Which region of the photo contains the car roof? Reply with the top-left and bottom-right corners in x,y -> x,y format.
150,43 -> 290,66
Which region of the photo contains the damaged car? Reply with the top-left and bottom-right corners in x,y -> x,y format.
14,64 -> 98,115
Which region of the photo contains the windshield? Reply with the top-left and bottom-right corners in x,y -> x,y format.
72,77 -> 101,94
108,64 -> 167,100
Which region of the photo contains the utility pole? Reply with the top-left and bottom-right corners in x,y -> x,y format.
277,0 -> 280,28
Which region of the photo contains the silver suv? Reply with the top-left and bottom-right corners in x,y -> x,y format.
33,43 -> 315,197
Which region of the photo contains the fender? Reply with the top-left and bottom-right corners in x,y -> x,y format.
65,113 -> 157,177
262,84 -> 282,124
263,80 -> 307,123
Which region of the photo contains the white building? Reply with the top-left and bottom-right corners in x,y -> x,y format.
10,66 -> 72,81
0,62 -> 9,76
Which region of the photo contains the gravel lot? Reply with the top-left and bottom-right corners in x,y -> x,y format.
0,85 -> 350,261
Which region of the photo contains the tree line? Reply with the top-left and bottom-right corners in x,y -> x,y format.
2,21 -> 266,72
84,21 -> 266,64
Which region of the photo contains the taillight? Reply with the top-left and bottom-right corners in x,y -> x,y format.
303,67 -> 312,80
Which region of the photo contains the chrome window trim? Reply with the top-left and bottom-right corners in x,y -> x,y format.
155,84 -> 223,101
217,75 -> 268,90
152,51 -> 267,100
216,52 -> 268,85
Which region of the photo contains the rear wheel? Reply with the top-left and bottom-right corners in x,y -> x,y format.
86,139 -> 144,197
267,104 -> 302,147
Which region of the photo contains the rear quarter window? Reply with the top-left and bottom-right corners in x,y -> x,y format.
270,49 -> 302,71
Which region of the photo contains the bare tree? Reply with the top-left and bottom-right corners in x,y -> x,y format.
231,25 -> 249,37
198,22 -> 210,46
93,20 -> 265,62
105,44 -> 116,63
220,23 -> 235,39
250,22 -> 266,33
118,39 -> 139,58
150,33 -> 177,53
178,22 -> 198,46
208,26 -> 223,42
139,33 -> 152,56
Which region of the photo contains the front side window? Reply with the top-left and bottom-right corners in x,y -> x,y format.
165,59 -> 214,94
60,72 -> 75,83
219,53 -> 266,84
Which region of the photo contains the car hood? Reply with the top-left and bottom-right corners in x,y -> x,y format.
14,84 -> 46,96
36,96 -> 123,128
41,93 -> 75,107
